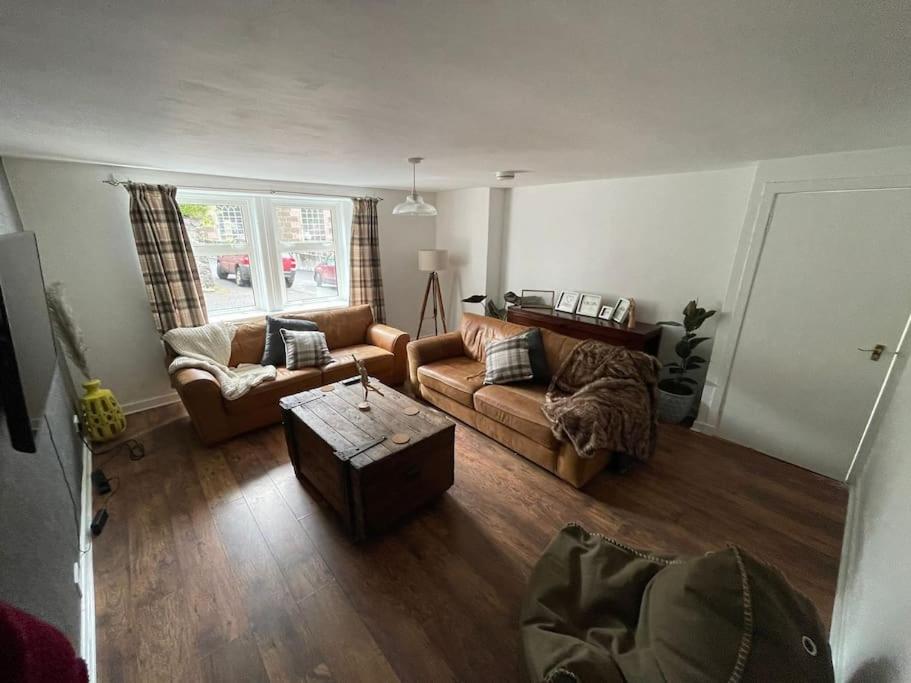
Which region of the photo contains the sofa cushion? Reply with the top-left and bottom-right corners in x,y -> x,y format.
304,304 -> 374,349
540,328 -> 581,381
281,329 -> 333,369
261,315 -> 319,366
474,384 -> 559,449
483,335 -> 534,385
322,344 -> 395,384
459,312 -> 536,362
417,356 -> 486,408
517,328 -> 550,382
229,320 -> 271,366
224,366 -> 322,415
421,384 -> 559,472
455,313 -> 581,386
226,304 -> 376,365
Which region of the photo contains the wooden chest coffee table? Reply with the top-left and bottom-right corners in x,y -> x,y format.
280,378 -> 455,541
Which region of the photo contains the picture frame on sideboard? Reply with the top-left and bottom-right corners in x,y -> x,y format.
576,293 -> 602,318
520,289 -> 555,310
555,291 -> 580,313
612,297 -> 632,324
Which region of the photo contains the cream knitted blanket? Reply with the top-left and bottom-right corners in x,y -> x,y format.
163,322 -> 276,400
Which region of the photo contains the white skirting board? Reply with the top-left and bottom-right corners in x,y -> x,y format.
121,391 -> 180,415
76,427 -> 96,681
828,482 -> 859,679
691,420 -> 717,436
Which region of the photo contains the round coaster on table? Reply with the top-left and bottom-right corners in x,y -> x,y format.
320,385 -> 335,392
391,433 -> 411,445
358,402 -> 371,411
402,406 -> 420,416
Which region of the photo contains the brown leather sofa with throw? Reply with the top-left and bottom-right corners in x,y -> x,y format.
407,313 -> 610,488
169,304 -> 409,445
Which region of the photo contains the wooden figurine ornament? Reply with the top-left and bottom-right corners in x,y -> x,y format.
626,298 -> 637,329
354,354 -> 383,410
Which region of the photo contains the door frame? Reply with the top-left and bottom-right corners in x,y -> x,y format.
696,174 -> 911,482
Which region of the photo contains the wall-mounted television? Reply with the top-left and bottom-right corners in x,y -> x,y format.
0,232 -> 57,453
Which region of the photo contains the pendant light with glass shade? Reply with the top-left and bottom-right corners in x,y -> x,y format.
392,157 -> 438,216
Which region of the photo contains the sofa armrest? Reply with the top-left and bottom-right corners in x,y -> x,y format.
365,323 -> 410,385
406,331 -> 464,391
170,368 -> 231,445
171,367 -> 220,396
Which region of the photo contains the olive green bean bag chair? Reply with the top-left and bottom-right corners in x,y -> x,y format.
520,523 -> 834,682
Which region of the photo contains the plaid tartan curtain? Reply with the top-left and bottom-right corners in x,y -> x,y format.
127,183 -> 208,333
349,197 -> 386,323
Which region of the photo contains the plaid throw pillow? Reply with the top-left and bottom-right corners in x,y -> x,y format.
261,315 -> 319,366
280,329 -> 333,369
484,335 -> 534,385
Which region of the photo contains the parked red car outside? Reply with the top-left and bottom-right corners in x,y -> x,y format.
216,254 -> 296,287
313,255 -> 337,287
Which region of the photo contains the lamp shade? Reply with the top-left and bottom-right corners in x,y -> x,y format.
393,157 -> 438,216
393,193 -> 438,216
418,249 -> 448,272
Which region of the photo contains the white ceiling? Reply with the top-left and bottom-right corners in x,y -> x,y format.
2,1 -> 910,190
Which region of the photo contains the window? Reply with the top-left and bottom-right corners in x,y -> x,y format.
272,203 -> 339,306
178,191 -> 348,318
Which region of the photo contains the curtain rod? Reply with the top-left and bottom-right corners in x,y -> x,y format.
100,176 -> 383,201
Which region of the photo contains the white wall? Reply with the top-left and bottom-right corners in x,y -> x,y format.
501,166 -> 757,377
0,159 -> 22,234
832,352 -> 911,682
433,187 -> 507,330
485,188 -> 507,311
4,158 -> 435,411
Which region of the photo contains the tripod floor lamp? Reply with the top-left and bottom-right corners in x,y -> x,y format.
416,249 -> 448,338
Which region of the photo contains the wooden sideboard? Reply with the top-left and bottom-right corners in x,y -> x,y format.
506,305 -> 662,356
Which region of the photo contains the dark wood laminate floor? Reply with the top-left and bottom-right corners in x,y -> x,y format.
94,407 -> 848,682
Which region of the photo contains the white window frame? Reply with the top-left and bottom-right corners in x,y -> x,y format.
261,195 -> 350,312
178,189 -> 350,321
178,192 -> 263,317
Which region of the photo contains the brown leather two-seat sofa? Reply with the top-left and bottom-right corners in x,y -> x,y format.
407,313 -> 611,488
168,304 -> 409,445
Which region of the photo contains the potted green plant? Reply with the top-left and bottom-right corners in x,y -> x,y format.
656,300 -> 716,423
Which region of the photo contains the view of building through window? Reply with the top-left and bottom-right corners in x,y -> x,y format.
215,205 -> 245,242
179,195 -> 344,317
276,206 -> 333,242
273,205 -> 338,306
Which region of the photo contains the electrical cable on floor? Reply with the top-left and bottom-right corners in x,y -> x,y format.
44,414 -> 81,534
79,425 -> 146,537
80,432 -> 146,470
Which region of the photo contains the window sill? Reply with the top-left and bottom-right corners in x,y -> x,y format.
209,298 -> 350,325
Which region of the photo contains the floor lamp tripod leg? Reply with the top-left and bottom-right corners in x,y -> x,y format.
434,272 -> 447,333
416,272 -> 433,339
432,273 -> 439,336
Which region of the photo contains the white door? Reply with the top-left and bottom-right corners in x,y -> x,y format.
719,187 -> 911,480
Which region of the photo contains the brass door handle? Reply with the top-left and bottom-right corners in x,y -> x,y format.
857,344 -> 900,361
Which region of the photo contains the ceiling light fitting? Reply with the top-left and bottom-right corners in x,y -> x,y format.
392,157 -> 438,216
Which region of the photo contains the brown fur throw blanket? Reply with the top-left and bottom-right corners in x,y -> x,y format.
542,340 -> 661,461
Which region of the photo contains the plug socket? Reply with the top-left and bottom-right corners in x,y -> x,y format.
91,469 -> 112,495
91,508 -> 109,536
